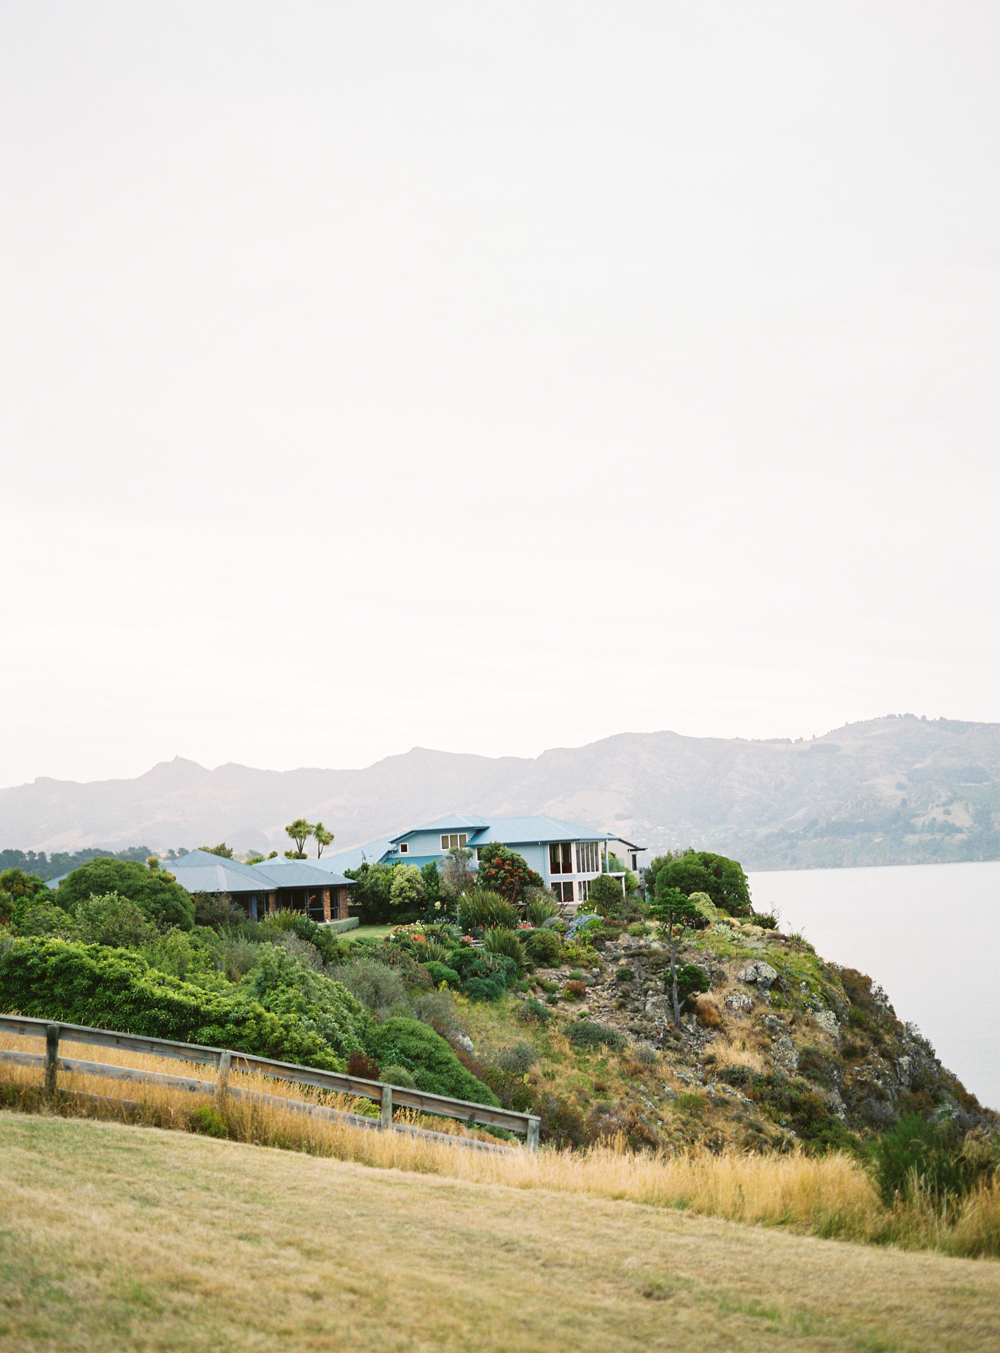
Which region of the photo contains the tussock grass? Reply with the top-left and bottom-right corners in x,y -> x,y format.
2,1031 -> 997,1260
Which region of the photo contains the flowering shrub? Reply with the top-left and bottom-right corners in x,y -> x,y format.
475,844 -> 543,905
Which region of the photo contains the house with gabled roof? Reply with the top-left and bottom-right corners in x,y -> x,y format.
316,814 -> 644,908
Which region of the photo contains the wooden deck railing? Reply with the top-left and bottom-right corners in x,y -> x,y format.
0,1014 -> 540,1152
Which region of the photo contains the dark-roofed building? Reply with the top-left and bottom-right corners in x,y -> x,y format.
168,850 -> 352,924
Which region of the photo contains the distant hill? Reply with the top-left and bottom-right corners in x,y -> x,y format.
1,715 -> 997,870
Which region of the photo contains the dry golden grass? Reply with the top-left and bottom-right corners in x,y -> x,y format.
1,1112 -> 998,1353
2,1031 -> 998,1262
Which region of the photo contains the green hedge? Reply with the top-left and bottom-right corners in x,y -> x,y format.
367,1017 -> 499,1106
0,937 -> 344,1068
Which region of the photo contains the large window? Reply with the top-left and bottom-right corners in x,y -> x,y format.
552,880 -> 575,903
576,841 -> 600,873
549,842 -> 573,874
441,833 -> 467,850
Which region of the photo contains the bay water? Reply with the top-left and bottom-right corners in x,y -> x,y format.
747,860 -> 999,1112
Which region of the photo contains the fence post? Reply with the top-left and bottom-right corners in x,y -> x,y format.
216,1050 -> 232,1110
44,1024 -> 60,1098
526,1117 -> 540,1152
380,1083 -> 393,1130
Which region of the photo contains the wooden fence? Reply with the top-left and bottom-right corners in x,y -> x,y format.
0,1014 -> 540,1154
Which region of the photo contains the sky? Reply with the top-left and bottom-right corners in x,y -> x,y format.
1,2 -> 997,787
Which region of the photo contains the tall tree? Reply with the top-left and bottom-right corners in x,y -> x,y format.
285,818 -> 315,859
313,823 -> 334,857
651,882 -> 703,1027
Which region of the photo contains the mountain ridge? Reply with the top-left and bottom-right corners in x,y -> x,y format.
1,715 -> 997,870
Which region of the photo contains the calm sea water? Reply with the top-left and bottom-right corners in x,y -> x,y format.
747,861 -> 1000,1112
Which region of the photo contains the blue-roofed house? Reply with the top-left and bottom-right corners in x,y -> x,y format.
317,815 -> 644,908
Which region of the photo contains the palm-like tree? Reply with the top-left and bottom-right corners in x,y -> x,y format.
313,822 -> 334,857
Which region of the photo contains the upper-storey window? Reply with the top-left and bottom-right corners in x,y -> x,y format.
576,841 -> 600,873
441,833 -> 467,850
398,842 -> 409,854
549,842 -> 572,874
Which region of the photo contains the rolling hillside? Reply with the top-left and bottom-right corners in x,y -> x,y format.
1,715 -> 997,869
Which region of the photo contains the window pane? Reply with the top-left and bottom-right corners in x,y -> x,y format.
458,834 -> 467,848
549,844 -> 560,874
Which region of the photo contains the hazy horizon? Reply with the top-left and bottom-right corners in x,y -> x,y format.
2,4 -> 996,785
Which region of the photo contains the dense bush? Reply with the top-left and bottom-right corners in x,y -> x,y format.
326,955 -> 407,1017
676,963 -> 711,1008
342,862 -> 394,924
482,927 -> 526,966
258,912 -> 347,967
0,868 -> 51,923
73,892 -> 155,948
872,1114 -> 994,1204
192,892 -> 247,930
366,1017 -> 499,1105
644,851 -> 751,917
522,927 -> 562,967
0,936 -> 344,1067
566,1020 -> 628,1051
55,859 -> 195,931
457,891 -> 518,932
489,1041 -> 538,1073
516,997 -> 551,1024
475,844 -> 543,904
422,960 -> 460,988
587,874 -> 626,917
12,897 -> 70,936
380,1063 -> 417,1088
524,892 -> 559,927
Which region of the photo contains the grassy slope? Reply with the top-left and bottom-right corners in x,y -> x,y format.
1,1114 -> 998,1353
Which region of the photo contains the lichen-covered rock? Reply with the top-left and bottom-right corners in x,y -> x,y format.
724,991 -> 753,1015
737,960 -> 778,992
812,1009 -> 840,1038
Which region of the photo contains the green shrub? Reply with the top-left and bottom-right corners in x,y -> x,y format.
463,976 -> 506,1002
139,928 -> 228,987
644,851 -> 751,917
366,1017 -> 499,1105
457,891 -> 518,932
55,859 -> 195,931
379,1064 -> 417,1088
566,1020 -> 627,1052
327,956 -> 406,1017
258,912 -> 346,967
192,893 -> 247,931
676,963 -> 711,1008
422,960 -> 460,988
587,874 -> 626,917
72,892 -> 155,948
482,927 -> 526,967
614,966 -> 634,984
189,1106 -> 229,1138
522,928 -> 562,967
13,897 -> 71,937
516,997 -> 551,1024
872,1114 -> 988,1204
490,1041 -> 538,1073
0,936 -> 348,1067
524,893 -> 559,927
475,844 -> 543,904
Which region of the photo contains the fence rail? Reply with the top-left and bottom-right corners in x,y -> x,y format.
0,1014 -> 540,1150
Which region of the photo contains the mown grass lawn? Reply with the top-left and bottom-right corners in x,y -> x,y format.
1,1113 -> 998,1352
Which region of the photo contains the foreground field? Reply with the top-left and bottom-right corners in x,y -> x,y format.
1,1114 -> 998,1353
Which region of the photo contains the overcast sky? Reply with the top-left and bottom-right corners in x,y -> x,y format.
1,2 -> 997,786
